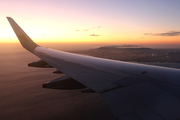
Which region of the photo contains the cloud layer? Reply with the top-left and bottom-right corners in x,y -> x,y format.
90,34 -> 100,36
144,31 -> 180,36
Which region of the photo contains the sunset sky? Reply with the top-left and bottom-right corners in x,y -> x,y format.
1,0 -> 180,45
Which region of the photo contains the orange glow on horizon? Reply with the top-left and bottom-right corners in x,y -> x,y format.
1,0 -> 180,48
1,38 -> 180,45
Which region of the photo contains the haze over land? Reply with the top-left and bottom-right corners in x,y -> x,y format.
70,46 -> 180,68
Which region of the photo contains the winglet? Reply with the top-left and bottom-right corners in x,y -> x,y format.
7,17 -> 39,53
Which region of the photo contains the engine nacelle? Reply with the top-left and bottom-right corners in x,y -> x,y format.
28,60 -> 53,68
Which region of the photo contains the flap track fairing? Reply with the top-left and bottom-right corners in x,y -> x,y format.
28,60 -> 53,68
42,75 -> 86,90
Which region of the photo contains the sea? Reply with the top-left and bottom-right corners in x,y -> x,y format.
0,43 -> 115,120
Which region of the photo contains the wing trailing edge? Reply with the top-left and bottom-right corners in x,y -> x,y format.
7,17 -> 38,53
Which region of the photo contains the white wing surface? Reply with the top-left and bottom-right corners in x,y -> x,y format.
7,17 -> 180,120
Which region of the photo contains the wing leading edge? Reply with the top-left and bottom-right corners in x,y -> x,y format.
7,17 -> 180,120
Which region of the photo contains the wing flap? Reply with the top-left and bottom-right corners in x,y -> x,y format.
101,82 -> 180,120
126,82 -> 180,119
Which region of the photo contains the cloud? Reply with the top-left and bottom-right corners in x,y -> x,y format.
144,33 -> 153,36
76,26 -> 101,32
83,29 -> 89,31
90,34 -> 100,36
22,17 -> 31,20
100,45 -> 143,48
144,31 -> 180,36
92,26 -> 101,29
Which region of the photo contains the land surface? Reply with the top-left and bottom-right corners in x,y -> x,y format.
69,47 -> 180,69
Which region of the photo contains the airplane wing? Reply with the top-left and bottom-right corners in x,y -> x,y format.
7,17 -> 180,120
